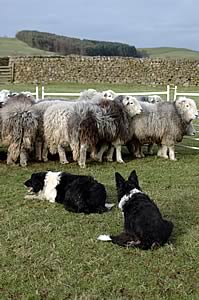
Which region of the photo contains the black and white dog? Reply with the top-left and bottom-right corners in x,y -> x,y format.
98,170 -> 173,249
24,171 -> 114,214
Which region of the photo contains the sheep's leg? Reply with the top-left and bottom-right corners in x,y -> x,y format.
147,144 -> 154,155
58,145 -> 69,164
42,141 -> 48,162
7,143 -> 19,165
90,146 -> 98,160
126,142 -> 134,154
115,145 -> 124,163
106,146 -> 115,162
70,142 -> 79,161
78,143 -> 88,168
35,141 -> 42,161
20,149 -> 28,167
134,144 -> 145,158
7,151 -> 16,165
157,145 -> 168,159
168,146 -> 177,161
96,144 -> 109,162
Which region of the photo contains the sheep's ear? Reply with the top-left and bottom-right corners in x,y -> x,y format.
115,172 -> 125,189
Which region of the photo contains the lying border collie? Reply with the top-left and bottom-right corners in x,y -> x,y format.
98,170 -> 173,249
24,171 -> 114,214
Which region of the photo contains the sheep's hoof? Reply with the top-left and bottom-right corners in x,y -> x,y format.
135,154 -> 144,159
43,157 -> 48,162
79,164 -> 86,169
78,161 -> 86,168
20,162 -> 27,167
60,160 -> 69,164
106,157 -> 113,162
159,155 -> 168,159
117,159 -> 125,164
7,161 -> 16,166
95,156 -> 103,162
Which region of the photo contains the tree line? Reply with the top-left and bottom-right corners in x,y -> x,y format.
16,30 -> 148,57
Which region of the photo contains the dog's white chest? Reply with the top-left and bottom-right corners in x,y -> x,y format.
118,188 -> 142,211
44,172 -> 61,203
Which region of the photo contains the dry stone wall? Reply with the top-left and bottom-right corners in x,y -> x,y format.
8,55 -> 199,86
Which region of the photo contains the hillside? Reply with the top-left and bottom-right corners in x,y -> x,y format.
138,47 -> 199,58
0,37 -> 57,56
0,38 -> 199,58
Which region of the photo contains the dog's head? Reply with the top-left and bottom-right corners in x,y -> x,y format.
115,170 -> 141,201
24,172 -> 47,194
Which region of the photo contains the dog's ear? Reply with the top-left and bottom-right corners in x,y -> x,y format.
128,170 -> 139,185
115,172 -> 125,189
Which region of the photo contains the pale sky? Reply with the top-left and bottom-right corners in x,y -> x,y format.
1,0 -> 199,50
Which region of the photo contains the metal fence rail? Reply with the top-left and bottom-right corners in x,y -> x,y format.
174,86 -> 199,100
41,84 -> 171,101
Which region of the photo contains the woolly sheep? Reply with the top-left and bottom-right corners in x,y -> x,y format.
75,95 -> 143,168
129,97 -> 198,161
0,94 -> 37,166
43,96 -> 142,167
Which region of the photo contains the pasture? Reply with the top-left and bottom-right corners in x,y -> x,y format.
0,38 -> 56,56
1,37 -> 199,58
1,83 -> 199,299
138,47 -> 199,59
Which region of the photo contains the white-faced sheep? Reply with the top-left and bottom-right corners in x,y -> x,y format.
137,95 -> 163,103
78,89 -> 116,102
129,97 -> 198,161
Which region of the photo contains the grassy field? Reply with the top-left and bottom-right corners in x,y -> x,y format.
0,38 -> 57,56
1,83 -> 199,299
139,47 -> 199,59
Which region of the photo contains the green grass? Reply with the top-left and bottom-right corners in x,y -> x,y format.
0,38 -> 57,56
139,47 -> 199,59
1,83 -> 199,299
1,147 -> 199,300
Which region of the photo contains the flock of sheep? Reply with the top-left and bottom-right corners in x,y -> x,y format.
0,88 -> 198,168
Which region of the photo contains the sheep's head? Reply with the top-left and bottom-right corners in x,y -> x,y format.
79,89 -> 98,101
122,96 -> 143,118
175,97 -> 198,123
148,95 -> 163,103
102,90 -> 116,101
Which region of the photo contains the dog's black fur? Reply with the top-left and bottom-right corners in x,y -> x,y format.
99,170 -> 173,249
24,171 -> 108,214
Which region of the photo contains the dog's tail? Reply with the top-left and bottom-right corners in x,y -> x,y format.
97,232 -> 141,247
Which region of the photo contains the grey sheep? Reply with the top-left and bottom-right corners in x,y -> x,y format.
0,94 -> 37,166
129,97 -> 198,161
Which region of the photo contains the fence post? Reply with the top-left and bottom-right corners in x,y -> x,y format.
41,84 -> 45,99
173,86 -> 177,101
35,83 -> 39,100
11,63 -> 14,83
166,85 -> 170,101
